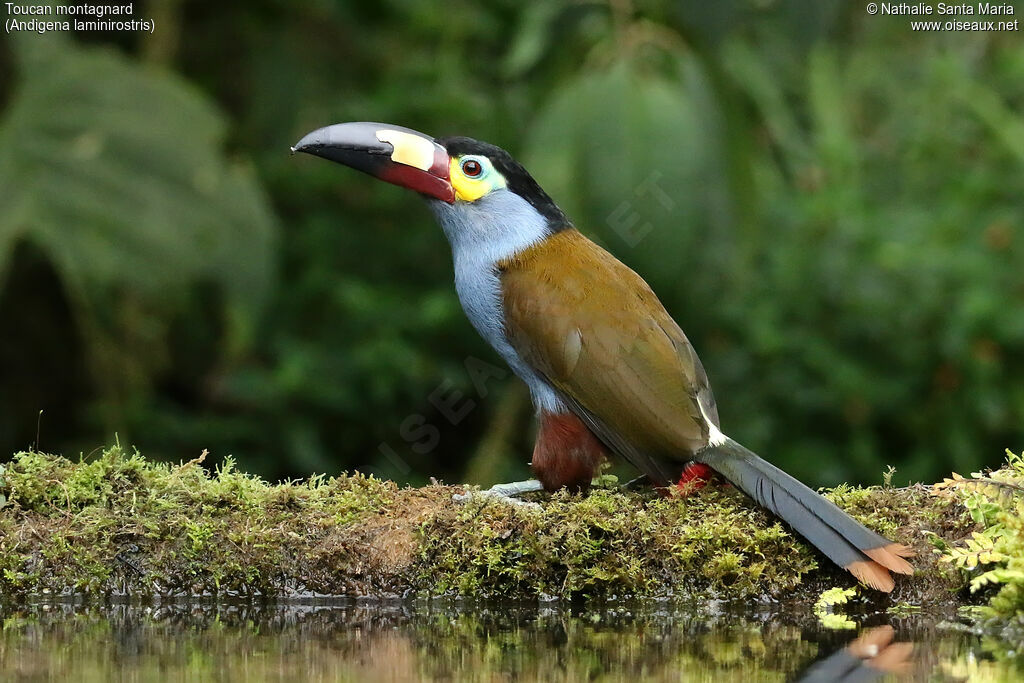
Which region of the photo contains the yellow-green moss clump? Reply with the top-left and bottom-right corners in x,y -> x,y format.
0,448 -> 399,597
0,446 -> 981,603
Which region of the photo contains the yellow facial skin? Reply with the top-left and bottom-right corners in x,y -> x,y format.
450,156 -> 507,202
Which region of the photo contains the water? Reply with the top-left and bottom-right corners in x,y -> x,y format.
0,599 -> 1020,681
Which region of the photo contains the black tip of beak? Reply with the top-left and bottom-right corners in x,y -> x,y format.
291,122 -> 395,166
292,121 -> 455,203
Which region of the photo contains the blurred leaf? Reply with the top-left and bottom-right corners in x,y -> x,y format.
501,2 -> 565,78
720,39 -> 809,165
953,75 -> 1024,164
0,35 -> 276,329
524,55 -> 727,285
0,35 -> 277,394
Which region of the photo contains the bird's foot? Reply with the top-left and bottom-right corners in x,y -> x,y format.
621,475 -> 650,491
674,462 -> 716,495
452,479 -> 545,509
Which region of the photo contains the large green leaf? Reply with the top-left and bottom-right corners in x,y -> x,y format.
0,35 -> 277,391
0,35 -> 276,324
524,55 -> 727,294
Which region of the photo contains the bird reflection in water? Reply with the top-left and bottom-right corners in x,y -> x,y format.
798,626 -> 915,682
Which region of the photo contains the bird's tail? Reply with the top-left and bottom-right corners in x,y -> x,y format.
694,437 -> 914,592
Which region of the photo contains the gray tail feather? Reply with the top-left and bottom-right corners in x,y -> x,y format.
694,438 -> 901,574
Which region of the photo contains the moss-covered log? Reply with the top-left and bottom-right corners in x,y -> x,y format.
0,447 -> 987,605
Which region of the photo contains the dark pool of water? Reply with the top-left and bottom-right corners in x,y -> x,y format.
0,599 -> 1019,681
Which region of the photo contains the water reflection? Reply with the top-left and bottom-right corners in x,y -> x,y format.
0,600 -> 1017,681
797,626 -> 913,682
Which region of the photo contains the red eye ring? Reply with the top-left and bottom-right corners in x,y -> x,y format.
461,159 -> 483,177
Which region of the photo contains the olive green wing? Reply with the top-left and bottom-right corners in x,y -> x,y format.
500,232 -> 718,484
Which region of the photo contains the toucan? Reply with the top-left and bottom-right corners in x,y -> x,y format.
292,122 -> 914,592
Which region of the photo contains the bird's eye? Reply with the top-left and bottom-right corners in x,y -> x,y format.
461,159 -> 483,177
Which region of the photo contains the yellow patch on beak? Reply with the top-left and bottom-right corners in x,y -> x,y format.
376,129 -> 436,171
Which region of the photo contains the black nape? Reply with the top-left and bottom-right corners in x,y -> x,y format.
438,136 -> 572,231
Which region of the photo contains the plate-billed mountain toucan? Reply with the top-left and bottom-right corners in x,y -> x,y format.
292,122 -> 914,592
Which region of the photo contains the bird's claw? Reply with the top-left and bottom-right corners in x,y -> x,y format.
452,479 -> 544,509
621,475 -> 650,491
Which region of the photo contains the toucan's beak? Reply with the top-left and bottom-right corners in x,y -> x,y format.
292,121 -> 455,203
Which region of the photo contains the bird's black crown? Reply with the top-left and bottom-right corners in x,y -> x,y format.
438,136 -> 571,230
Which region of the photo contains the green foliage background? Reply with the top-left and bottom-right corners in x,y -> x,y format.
0,0 -> 1021,488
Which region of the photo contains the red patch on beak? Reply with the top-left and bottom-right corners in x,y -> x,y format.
377,145 -> 454,203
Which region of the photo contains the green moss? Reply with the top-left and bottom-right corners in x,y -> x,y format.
0,447 -> 397,598
417,474 -> 967,601
0,445 -> 983,603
